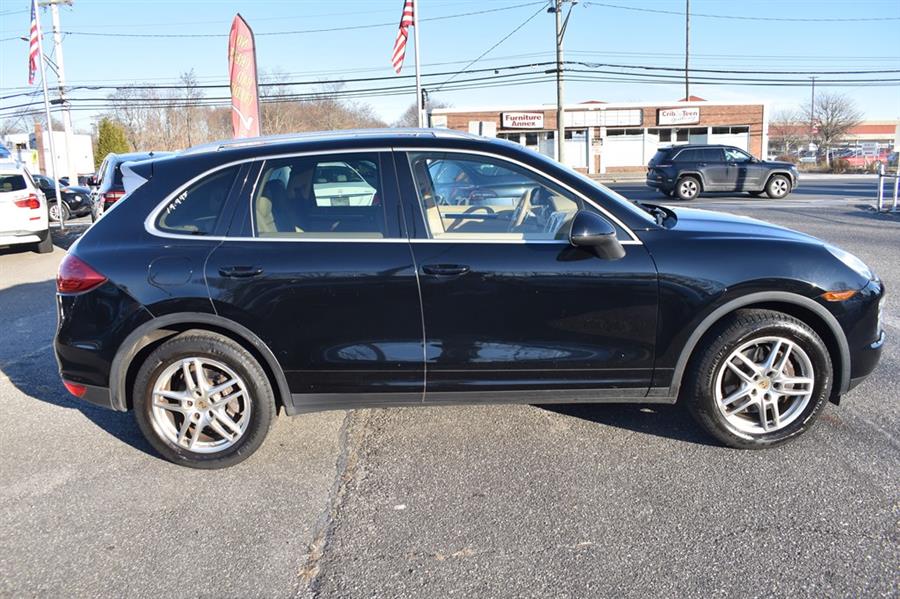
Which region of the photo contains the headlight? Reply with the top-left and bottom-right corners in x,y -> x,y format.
824,244 -> 873,280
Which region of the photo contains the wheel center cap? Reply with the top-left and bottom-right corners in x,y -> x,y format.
757,378 -> 771,390
197,399 -> 209,410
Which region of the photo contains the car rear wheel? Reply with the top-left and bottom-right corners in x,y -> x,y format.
765,175 -> 791,199
48,202 -> 70,222
675,176 -> 700,200
133,331 -> 276,468
684,309 -> 832,449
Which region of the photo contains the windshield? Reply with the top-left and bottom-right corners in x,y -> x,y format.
549,159 -> 657,226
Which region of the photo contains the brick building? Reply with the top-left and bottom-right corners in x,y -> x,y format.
429,99 -> 768,174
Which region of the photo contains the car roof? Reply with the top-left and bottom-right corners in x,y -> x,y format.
107,151 -> 173,164
180,128 -> 484,157
660,144 -> 738,151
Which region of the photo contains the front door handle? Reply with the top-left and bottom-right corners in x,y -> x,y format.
422,264 -> 470,276
219,266 -> 264,278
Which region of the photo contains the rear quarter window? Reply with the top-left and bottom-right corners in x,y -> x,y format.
156,166 -> 239,235
0,174 -> 28,193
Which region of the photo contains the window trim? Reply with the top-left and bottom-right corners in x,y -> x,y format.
144,145 -> 642,245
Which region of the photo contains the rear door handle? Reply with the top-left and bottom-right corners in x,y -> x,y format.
422,264 -> 470,276
219,266 -> 264,278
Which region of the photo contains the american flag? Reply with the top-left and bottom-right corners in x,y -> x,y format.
391,0 -> 415,74
28,0 -> 40,85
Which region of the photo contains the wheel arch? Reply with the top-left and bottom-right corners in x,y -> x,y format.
669,291 -> 850,401
764,170 -> 794,188
109,312 -> 293,415
676,171 -> 705,190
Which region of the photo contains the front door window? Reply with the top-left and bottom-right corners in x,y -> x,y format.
407,152 -> 580,241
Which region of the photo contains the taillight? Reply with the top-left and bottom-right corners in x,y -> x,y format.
14,194 -> 41,209
63,381 -> 87,398
57,254 -> 107,294
103,191 -> 125,204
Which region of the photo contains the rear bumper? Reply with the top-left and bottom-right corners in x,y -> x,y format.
66,382 -> 117,410
645,174 -> 672,191
0,231 -> 44,245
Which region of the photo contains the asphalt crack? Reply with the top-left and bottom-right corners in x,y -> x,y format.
296,409 -> 370,598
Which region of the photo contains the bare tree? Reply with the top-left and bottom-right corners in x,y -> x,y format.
393,99 -> 451,128
768,109 -> 805,156
802,92 -> 862,166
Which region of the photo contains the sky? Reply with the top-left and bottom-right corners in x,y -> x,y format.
0,0 -> 898,134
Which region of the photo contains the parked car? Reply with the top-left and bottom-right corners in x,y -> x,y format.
844,148 -> 892,171
90,151 -> 171,221
32,173 -> 92,222
55,130 -> 884,468
646,145 -> 799,200
798,151 -> 818,164
0,160 -> 52,253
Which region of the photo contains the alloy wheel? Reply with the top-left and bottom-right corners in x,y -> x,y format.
714,336 -> 815,436
149,357 -> 251,453
770,178 -> 789,198
679,179 -> 699,199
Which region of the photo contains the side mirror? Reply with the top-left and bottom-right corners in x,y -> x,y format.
568,210 -> 626,260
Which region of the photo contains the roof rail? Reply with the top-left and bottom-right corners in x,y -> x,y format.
181,128 -> 480,156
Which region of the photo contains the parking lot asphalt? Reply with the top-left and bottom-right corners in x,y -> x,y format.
1,177 -> 898,598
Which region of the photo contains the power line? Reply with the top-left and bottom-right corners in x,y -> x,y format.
432,3 -> 548,93
45,2 -> 547,39
583,1 -> 900,22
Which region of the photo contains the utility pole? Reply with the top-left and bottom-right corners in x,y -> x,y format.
33,1 -> 65,231
809,76 -> 817,150
552,1 -> 576,164
684,0 -> 690,100
41,0 -> 77,187
412,0 -> 424,127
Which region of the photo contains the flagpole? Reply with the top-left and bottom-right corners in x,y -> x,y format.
412,0 -> 424,127
33,2 -> 65,231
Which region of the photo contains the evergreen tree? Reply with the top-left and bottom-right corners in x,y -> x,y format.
94,118 -> 130,168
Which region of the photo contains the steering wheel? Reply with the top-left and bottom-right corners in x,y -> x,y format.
508,187 -> 539,232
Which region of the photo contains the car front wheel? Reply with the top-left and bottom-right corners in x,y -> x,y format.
766,174 -> 791,199
684,309 -> 832,449
675,176 -> 700,200
48,202 -> 70,222
133,330 -> 276,468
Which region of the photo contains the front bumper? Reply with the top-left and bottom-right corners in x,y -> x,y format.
842,279 -> 886,390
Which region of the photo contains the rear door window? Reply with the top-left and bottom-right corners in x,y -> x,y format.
674,149 -> 699,162
251,153 -> 392,238
156,166 -> 239,235
701,148 -> 725,162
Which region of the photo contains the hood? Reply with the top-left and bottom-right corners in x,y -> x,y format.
63,185 -> 91,194
666,206 -> 820,244
761,160 -> 797,169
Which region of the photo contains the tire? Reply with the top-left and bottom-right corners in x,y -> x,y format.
34,229 -> 53,254
765,174 -> 791,199
48,202 -> 70,222
133,330 -> 276,468
683,309 -> 832,449
675,176 -> 701,200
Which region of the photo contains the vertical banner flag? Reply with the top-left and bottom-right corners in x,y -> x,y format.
228,14 -> 261,138
391,0 -> 415,74
28,0 -> 40,85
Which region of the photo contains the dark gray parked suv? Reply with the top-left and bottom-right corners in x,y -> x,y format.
646,145 -> 799,200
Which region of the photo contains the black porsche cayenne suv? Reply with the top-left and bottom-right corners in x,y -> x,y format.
646,144 -> 799,200
55,130 -> 885,468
